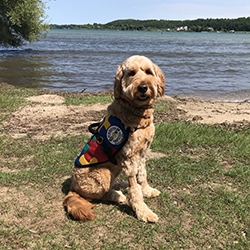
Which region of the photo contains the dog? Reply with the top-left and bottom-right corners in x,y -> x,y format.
63,55 -> 165,223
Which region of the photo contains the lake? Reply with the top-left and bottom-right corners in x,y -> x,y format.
1,29 -> 250,101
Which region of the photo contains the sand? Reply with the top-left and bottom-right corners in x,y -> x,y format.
1,94 -> 250,141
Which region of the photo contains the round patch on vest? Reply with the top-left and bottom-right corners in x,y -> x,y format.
106,125 -> 124,145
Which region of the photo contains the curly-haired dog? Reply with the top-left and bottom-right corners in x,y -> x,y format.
63,55 -> 165,222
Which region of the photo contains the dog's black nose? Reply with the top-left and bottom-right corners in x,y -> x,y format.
138,84 -> 148,93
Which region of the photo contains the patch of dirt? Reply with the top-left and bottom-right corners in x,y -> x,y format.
1,93 -> 250,141
177,98 -> 250,126
0,185 -> 66,232
1,94 -> 108,140
26,94 -> 65,104
148,151 -> 166,159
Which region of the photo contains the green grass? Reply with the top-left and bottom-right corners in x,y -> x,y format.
0,84 -> 38,123
63,95 -> 113,105
0,85 -> 38,112
154,99 -> 172,113
0,85 -> 249,249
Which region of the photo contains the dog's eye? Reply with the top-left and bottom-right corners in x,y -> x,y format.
128,70 -> 136,76
145,69 -> 153,75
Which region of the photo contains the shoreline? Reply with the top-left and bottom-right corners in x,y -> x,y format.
175,89 -> 250,103
1,83 -> 250,142
43,87 -> 250,103
1,82 -> 250,103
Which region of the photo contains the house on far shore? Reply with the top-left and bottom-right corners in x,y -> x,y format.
176,26 -> 188,31
207,27 -> 214,32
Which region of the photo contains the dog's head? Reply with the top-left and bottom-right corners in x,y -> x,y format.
114,55 -> 165,107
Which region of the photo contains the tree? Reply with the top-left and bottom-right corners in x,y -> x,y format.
0,0 -> 48,47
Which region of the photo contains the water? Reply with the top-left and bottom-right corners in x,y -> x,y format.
1,29 -> 250,101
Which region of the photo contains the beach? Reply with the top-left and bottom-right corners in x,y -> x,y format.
2,90 -> 250,140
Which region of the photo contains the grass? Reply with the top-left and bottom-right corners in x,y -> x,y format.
0,84 -> 38,122
63,95 -> 113,106
0,84 -> 249,249
151,123 -> 250,249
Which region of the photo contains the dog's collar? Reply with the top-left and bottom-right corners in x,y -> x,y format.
115,97 -> 153,119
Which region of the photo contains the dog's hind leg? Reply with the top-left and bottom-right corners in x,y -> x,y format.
101,189 -> 127,204
136,161 -> 161,198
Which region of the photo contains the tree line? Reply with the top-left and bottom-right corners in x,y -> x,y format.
1,0 -> 250,48
50,17 -> 250,32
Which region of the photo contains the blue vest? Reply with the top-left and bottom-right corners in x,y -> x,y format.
75,115 -> 130,167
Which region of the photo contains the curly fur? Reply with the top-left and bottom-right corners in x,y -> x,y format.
63,55 -> 165,222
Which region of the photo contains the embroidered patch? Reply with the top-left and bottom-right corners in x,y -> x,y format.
107,125 -> 124,145
75,115 -> 130,167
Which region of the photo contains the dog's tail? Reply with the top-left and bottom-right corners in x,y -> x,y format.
63,191 -> 96,221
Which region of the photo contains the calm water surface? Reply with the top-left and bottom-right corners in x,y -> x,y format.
1,29 -> 250,101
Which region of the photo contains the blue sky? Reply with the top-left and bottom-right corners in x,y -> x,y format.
44,0 -> 250,24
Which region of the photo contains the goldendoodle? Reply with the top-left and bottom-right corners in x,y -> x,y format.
63,55 -> 165,222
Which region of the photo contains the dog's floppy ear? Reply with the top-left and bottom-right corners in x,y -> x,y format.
114,63 -> 124,98
153,63 -> 165,97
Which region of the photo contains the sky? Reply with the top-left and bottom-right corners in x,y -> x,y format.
44,0 -> 250,24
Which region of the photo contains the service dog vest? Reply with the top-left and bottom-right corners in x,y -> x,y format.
75,115 -> 130,167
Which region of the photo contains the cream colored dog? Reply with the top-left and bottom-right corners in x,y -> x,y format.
63,55 -> 165,222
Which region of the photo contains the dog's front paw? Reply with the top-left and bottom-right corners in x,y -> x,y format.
136,204 -> 159,223
142,186 -> 161,198
140,210 -> 159,223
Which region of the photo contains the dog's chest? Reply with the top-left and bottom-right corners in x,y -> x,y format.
121,124 -> 155,155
